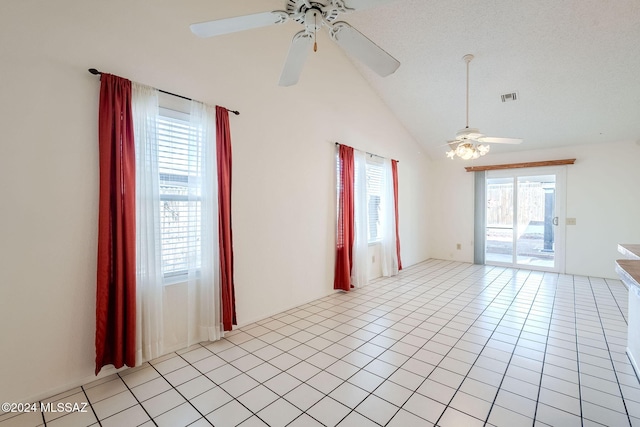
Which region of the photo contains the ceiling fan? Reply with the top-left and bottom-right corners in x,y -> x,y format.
190,0 -> 400,86
446,54 -> 523,160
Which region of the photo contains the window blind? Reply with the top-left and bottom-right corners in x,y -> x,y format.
366,157 -> 384,242
157,113 -> 202,277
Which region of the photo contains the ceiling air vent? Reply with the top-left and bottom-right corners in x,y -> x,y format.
501,91 -> 518,102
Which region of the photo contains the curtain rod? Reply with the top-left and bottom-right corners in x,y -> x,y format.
335,142 -> 398,163
88,68 -> 240,116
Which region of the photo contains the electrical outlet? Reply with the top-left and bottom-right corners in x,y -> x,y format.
372,255 -> 375,263
566,218 -> 577,225
456,243 -> 462,250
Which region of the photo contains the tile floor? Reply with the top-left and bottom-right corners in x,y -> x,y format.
2,259 -> 640,426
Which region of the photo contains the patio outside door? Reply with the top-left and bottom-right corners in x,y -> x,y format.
485,167 -> 566,272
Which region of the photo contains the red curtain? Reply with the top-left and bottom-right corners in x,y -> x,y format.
334,145 -> 355,291
95,74 -> 137,375
391,159 -> 402,271
216,106 -> 237,331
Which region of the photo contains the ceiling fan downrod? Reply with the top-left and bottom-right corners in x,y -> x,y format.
463,54 -> 474,129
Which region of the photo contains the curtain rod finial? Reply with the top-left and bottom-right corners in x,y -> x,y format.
223,107 -> 239,116
88,68 -> 101,75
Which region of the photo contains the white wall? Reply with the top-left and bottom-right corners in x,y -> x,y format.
430,140 -> 640,278
0,0 -> 431,403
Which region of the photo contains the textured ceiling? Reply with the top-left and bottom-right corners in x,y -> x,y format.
174,0 -> 639,159
338,0 -> 640,158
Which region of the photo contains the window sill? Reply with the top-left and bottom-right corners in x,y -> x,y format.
163,270 -> 202,287
163,278 -> 186,288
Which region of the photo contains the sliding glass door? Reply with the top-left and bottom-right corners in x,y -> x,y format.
485,167 -> 566,272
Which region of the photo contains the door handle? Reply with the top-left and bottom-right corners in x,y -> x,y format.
553,217 -> 559,226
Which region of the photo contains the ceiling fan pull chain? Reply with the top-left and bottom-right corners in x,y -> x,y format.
313,13 -> 318,52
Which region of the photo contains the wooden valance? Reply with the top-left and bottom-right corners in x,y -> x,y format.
465,158 -> 576,172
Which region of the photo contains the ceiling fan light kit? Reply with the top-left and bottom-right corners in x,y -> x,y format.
447,142 -> 490,160
446,54 -> 523,160
190,0 -> 400,86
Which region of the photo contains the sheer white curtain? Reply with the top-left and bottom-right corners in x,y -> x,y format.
380,158 -> 399,277
186,101 -> 222,346
351,149 -> 368,288
132,83 -> 164,364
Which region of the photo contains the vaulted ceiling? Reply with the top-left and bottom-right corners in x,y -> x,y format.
343,0 -> 640,158
213,0 -> 640,159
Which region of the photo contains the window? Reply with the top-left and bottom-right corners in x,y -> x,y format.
365,157 -> 384,243
334,145 -> 400,281
157,108 -> 202,279
336,151 -> 384,244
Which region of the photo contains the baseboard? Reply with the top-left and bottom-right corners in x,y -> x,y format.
18,262 -> 432,405
20,364 -> 128,404
233,260 -> 429,329
234,289 -> 342,329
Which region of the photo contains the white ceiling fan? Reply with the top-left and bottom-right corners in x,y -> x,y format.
446,54 -> 523,160
190,0 -> 400,87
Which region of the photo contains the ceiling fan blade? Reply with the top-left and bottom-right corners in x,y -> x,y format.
330,22 -> 400,77
190,11 -> 288,38
278,31 -> 313,87
342,0 -> 395,11
478,136 -> 523,144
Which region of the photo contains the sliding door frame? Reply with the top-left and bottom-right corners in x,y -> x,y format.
475,166 -> 567,273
